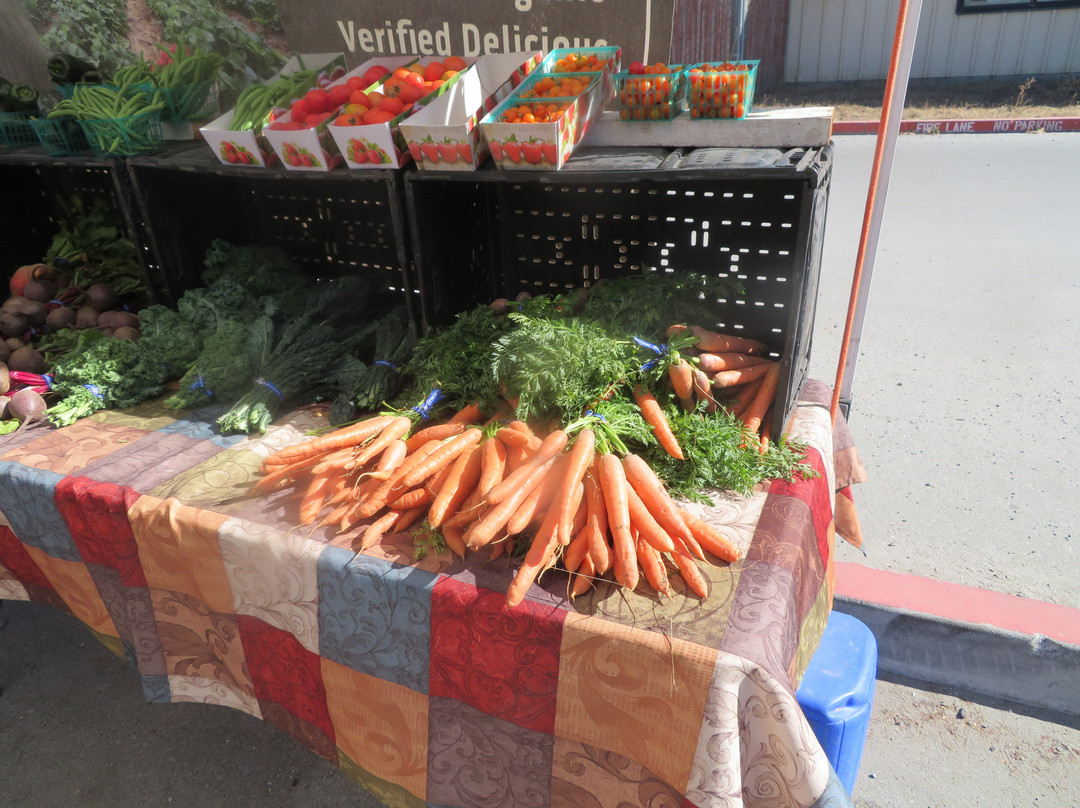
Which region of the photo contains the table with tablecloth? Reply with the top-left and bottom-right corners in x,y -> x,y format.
0,378 -> 865,808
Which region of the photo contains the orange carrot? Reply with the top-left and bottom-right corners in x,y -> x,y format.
464,456 -> 556,550
636,535 -> 671,596
560,481 -> 586,546
441,524 -> 467,558
448,402 -> 483,424
428,443 -> 483,528
477,436 -> 507,496
695,351 -> 772,373
405,421 -> 466,453
678,509 -> 741,563
691,368 -> 717,414
597,452 -> 639,591
632,385 -> 684,460
352,415 -> 413,468
264,415 -> 396,466
625,484 -> 676,553
689,326 -> 768,355
359,510 -> 401,550
563,525 -> 591,573
710,361 -> 775,389
366,438 -> 409,480
484,429 -> 568,505
399,427 -> 483,489
443,487 -> 486,528
670,537 -> 709,599
582,471 -> 611,575
253,454 -> 321,494
298,473 -> 332,525
386,486 -> 434,510
506,475 -> 548,535
495,426 -> 532,447
665,356 -> 691,401
740,361 -> 781,437
506,530 -> 561,608
570,553 -> 596,598
552,428 -> 596,544
355,439 -> 442,519
621,453 -> 698,556
311,445 -> 360,476
729,375 -> 764,420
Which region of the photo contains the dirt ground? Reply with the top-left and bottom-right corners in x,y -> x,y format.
756,75 -> 1080,121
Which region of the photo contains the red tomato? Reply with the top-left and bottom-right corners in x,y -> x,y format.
349,90 -> 371,107
424,62 -> 446,82
397,83 -> 422,104
328,84 -> 352,109
363,65 -> 389,86
304,89 -> 329,114
363,108 -> 396,125
290,99 -> 307,124
403,71 -> 424,88
378,96 -> 404,115
346,76 -> 366,92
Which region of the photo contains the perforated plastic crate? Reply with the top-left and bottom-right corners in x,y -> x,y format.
0,111 -> 39,147
31,116 -> 90,156
125,143 -> 417,325
404,143 -> 832,437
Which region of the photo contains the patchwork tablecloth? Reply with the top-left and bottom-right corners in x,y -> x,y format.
0,379 -> 864,808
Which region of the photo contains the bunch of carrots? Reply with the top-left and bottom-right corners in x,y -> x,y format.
665,324 -> 782,451
255,400 -> 741,609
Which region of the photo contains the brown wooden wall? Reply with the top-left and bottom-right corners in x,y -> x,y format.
669,0 -> 788,91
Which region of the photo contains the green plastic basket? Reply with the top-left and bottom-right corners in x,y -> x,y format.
30,116 -> 90,155
0,111 -> 39,147
685,60 -> 759,120
159,80 -> 217,122
613,66 -> 686,121
79,111 -> 164,157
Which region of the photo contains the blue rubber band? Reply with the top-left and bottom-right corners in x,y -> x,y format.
633,336 -> 668,355
83,383 -> 103,400
374,359 -> 399,370
189,375 -> 214,397
256,378 -> 283,401
584,409 -> 606,421
412,388 -> 445,420
42,374 -> 54,390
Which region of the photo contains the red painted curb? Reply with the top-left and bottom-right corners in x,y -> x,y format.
834,561 -> 1080,646
833,117 -> 1080,135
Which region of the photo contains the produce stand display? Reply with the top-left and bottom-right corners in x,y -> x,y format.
0,44 -> 869,807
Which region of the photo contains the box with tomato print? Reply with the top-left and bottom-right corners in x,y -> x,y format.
199,53 -> 346,168
399,51 -> 541,171
328,55 -> 477,170
261,55 -> 420,171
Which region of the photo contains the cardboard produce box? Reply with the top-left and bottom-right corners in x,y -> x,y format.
399,51 -> 541,171
199,53 -> 345,167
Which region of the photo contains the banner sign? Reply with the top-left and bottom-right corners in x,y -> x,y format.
278,0 -> 675,66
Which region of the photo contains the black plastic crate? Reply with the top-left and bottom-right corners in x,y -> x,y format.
404,143 -> 832,438
125,143 -> 417,327
0,148 -> 151,294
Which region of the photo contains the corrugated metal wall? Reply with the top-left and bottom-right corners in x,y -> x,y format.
785,0 -> 1080,83
670,0 -> 788,90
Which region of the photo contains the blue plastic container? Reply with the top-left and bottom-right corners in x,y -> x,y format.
796,610 -> 878,796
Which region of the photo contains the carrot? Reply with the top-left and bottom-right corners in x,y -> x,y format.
441,524 -> 467,558
729,375 -> 764,420
632,385 -> 684,460
399,427 -> 483,489
739,361 -> 781,437
477,436 -> 507,496
488,531 -> 511,561
253,454 -> 321,494
621,453 -> 698,555
670,538 -> 709,599
265,415 -> 396,466
359,509 -> 401,550
678,509 -> 741,563
759,404 -> 774,453
506,475 -> 547,535
695,351 -> 773,374
710,361 -> 775,389
691,368 -> 717,414
352,415 -> 413,468
428,443 -> 483,527
597,452 -> 639,591
582,471 -> 611,575
561,482 -> 587,545
551,428 -> 596,544
366,438 -> 409,480
311,445 -> 360,476
625,484 -> 676,553
506,530 -> 561,608
444,487 -> 486,528
355,439 -> 442,519
448,402 -> 483,424
495,426 -> 532,447
503,441 -> 531,471
298,473 -> 332,525
689,326 -> 768,355
636,535 -> 671,596
571,553 -> 597,598
484,429 -> 568,505
404,421 -> 466,453
665,356 -> 691,401
464,456 -> 556,550
386,486 -> 434,510
563,525 -> 591,573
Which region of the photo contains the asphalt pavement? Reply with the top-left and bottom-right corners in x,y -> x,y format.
2,130 -> 1080,807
